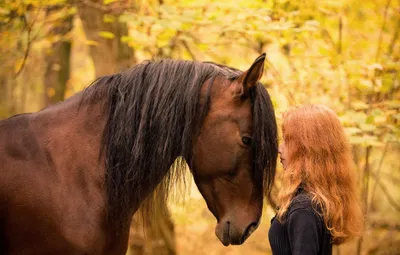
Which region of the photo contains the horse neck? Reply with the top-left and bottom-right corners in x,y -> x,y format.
33,92 -> 106,139
31,93 -> 108,183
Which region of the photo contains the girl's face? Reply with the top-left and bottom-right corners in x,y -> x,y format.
278,141 -> 288,170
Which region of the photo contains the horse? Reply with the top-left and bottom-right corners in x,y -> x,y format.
0,54 -> 278,255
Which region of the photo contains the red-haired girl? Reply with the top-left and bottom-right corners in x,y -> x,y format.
269,104 -> 364,255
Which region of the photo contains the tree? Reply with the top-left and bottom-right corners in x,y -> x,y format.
44,5 -> 73,105
77,0 -> 135,76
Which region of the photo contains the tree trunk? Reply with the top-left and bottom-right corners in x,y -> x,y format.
0,73 -> 12,119
77,1 -> 135,77
77,2 -> 175,255
44,7 -> 73,105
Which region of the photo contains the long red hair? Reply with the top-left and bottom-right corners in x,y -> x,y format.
277,104 -> 363,245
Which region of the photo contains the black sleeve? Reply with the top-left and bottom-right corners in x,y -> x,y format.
287,208 -> 321,255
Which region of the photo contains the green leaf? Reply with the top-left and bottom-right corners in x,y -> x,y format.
371,109 -> 384,117
356,79 -> 373,90
304,20 -> 320,27
386,100 -> 400,109
381,74 -> 393,93
348,134 -> 383,147
121,36 -> 134,43
45,0 -> 67,5
340,111 -> 367,125
197,43 -> 209,51
363,135 -> 384,147
344,127 -> 362,136
180,34 -> 193,42
351,101 -> 369,110
141,16 -> 156,24
348,135 -> 365,145
374,115 -> 387,124
103,0 -> 117,5
98,31 -> 115,39
366,140 -> 385,147
370,109 -> 386,124
103,14 -> 115,23
85,40 -> 99,46
366,115 -> 374,124
359,123 -> 376,132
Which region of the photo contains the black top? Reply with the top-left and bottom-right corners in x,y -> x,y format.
268,190 -> 332,255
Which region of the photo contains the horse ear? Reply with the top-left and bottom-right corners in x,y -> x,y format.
235,53 -> 266,97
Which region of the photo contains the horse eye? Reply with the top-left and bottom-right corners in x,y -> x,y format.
242,136 -> 252,146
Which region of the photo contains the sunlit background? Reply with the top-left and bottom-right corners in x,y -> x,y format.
0,0 -> 399,254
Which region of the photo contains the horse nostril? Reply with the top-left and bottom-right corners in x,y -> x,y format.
241,221 -> 259,244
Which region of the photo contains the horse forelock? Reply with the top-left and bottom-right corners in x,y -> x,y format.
250,83 -> 278,197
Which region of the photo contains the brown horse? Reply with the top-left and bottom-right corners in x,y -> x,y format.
0,54 -> 277,254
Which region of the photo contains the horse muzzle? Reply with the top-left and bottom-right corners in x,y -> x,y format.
215,219 -> 260,246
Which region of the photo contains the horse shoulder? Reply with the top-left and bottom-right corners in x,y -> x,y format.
0,113 -> 117,254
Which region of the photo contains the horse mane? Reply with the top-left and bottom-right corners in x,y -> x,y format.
82,59 -> 277,231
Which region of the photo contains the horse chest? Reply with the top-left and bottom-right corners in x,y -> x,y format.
1,174 -> 112,254
0,156 -> 125,254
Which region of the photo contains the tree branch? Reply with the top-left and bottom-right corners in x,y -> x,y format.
387,13 -> 400,55
370,171 -> 400,212
337,15 -> 342,54
356,146 -> 372,255
15,15 -> 33,77
370,219 -> 400,231
15,38 -> 30,77
264,58 -> 297,105
375,0 -> 392,61
182,40 -> 197,61
14,5 -> 43,77
369,140 -> 389,207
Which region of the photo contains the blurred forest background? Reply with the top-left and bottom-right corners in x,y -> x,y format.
0,0 -> 399,254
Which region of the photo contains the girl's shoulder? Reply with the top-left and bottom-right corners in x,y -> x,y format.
288,189 -> 317,214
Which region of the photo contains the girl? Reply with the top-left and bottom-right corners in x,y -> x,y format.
269,104 -> 364,255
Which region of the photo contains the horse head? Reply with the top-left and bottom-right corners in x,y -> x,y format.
191,54 -> 277,246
